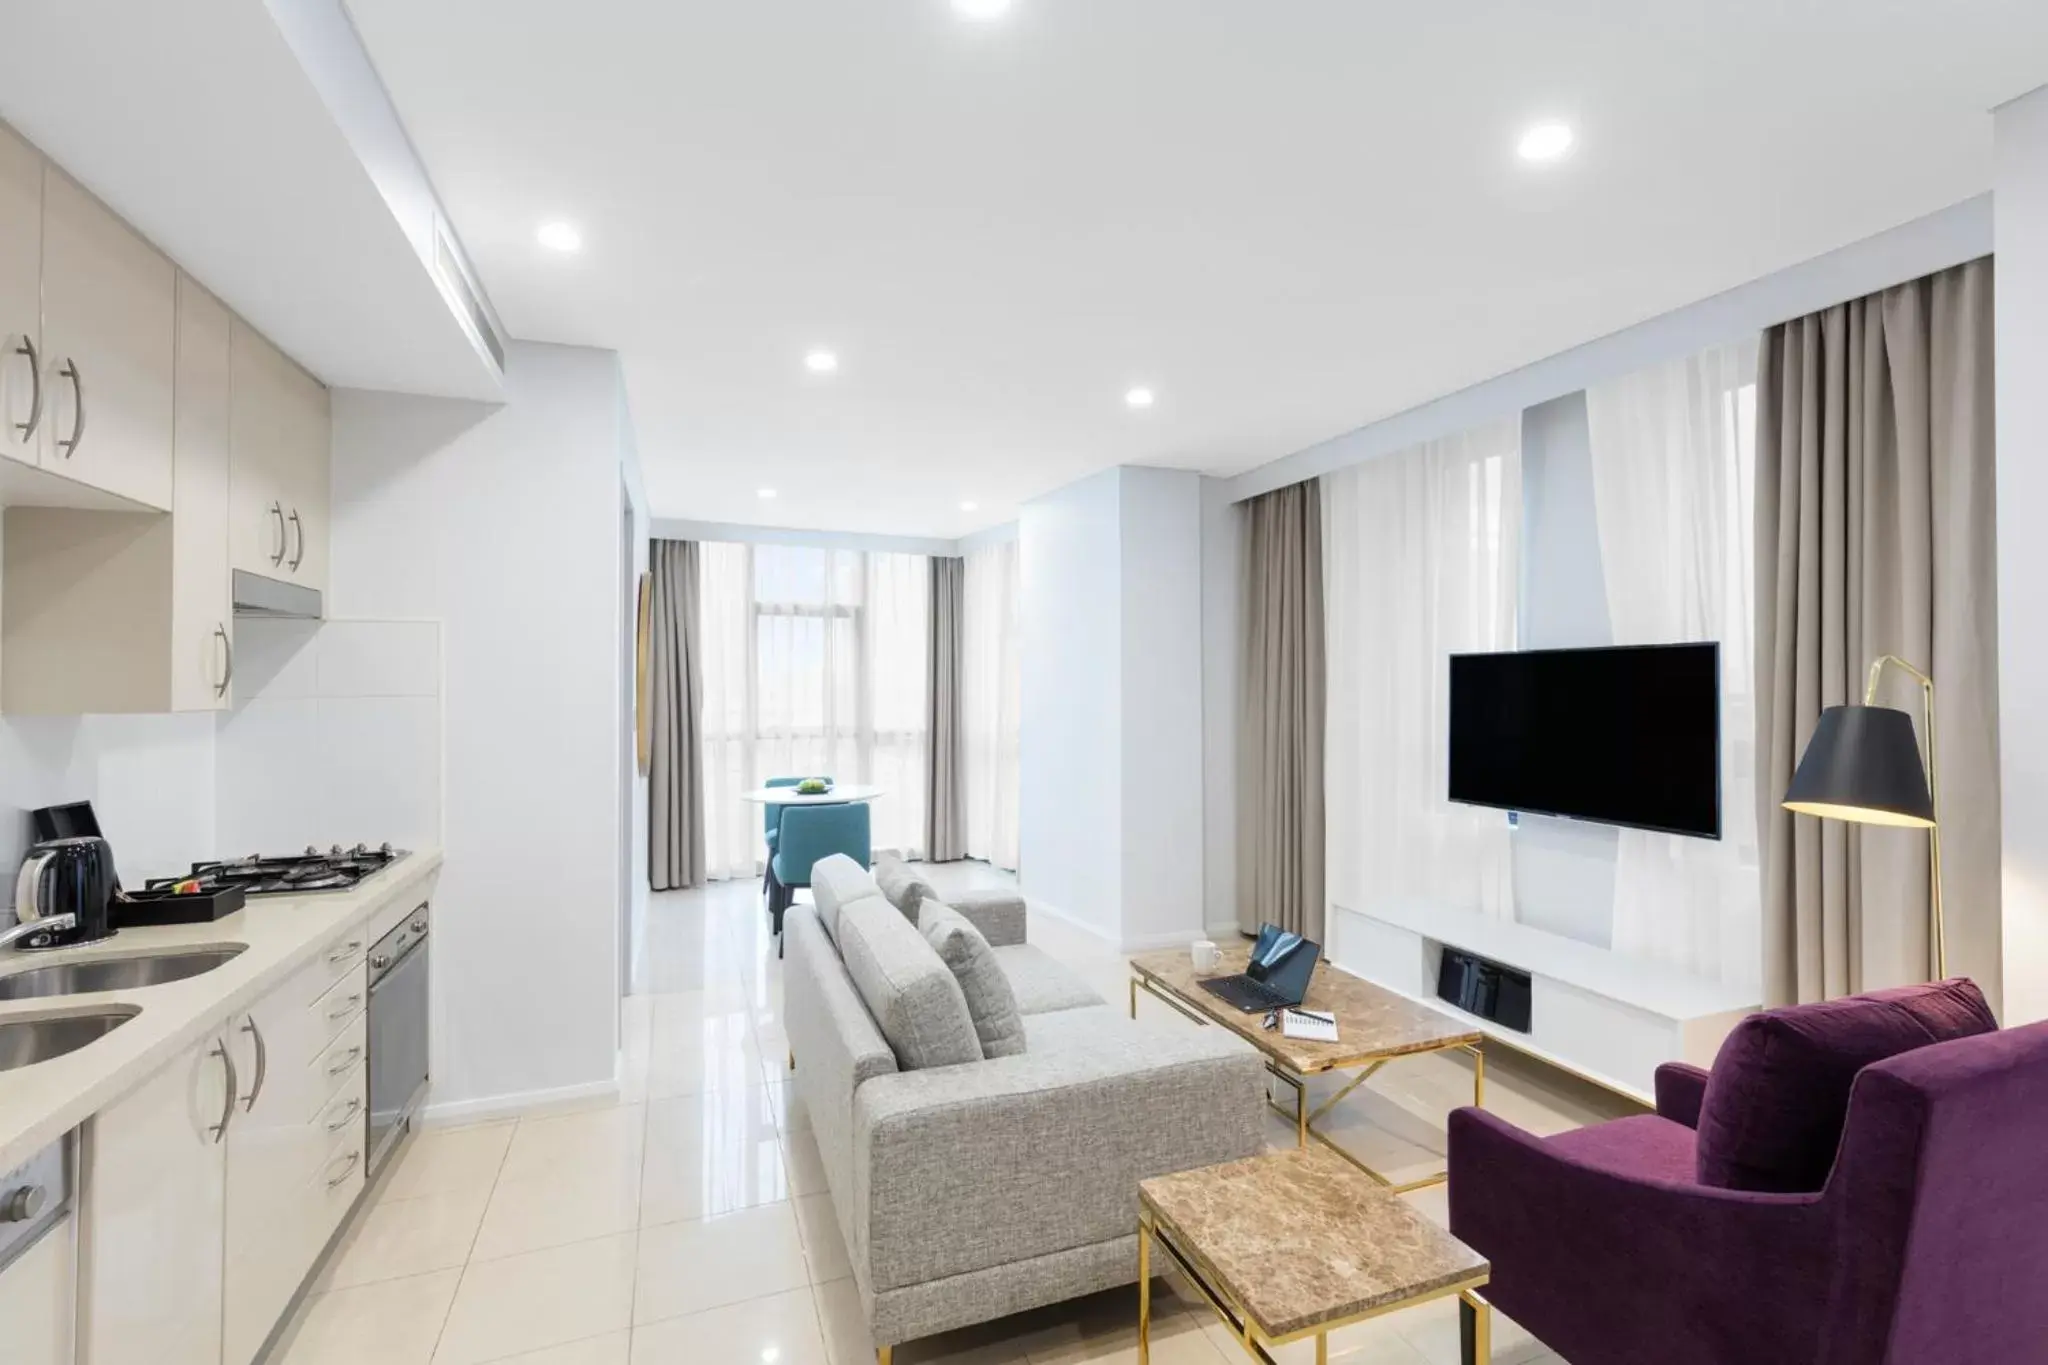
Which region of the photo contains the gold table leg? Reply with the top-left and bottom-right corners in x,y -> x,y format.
1137,1217 -> 1153,1364
1460,1289 -> 1491,1365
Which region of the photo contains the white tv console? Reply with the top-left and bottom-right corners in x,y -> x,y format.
1330,901 -> 1758,1102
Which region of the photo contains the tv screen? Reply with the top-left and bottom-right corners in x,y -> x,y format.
1448,643 -> 1721,839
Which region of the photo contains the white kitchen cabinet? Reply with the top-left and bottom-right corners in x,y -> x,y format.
80,1033 -> 232,1365
38,169 -> 175,510
171,275 -> 234,711
0,1214 -> 75,1365
2,271 -> 237,715
229,320 -> 330,595
222,942 -> 368,1365
0,120 -> 42,473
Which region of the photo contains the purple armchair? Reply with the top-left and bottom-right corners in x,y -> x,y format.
1447,981 -> 2048,1365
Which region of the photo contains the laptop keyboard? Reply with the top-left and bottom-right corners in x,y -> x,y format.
1198,974 -> 1290,1012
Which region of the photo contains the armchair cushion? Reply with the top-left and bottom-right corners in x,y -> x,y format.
1544,1113 -> 1697,1184
919,901 -> 1027,1058
874,852 -> 940,921
837,893 -> 984,1071
1695,977 -> 1996,1193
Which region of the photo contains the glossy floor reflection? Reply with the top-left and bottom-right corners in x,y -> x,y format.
275,865 -> 1616,1364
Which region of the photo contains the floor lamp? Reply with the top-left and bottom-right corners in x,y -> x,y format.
1782,655 -> 1946,980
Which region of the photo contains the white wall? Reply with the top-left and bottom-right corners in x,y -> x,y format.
214,617 -> 442,855
1018,468 -> 1123,939
0,713 -> 217,885
1118,467 -> 1206,949
1512,392 -> 1620,948
1996,85 -> 2048,1026
1199,476 -> 1241,936
1018,466 -> 1208,949
329,340 -> 631,1114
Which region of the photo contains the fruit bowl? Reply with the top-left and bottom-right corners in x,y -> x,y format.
795,778 -> 832,796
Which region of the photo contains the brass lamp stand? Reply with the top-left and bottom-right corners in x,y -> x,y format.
1782,654 -> 1946,980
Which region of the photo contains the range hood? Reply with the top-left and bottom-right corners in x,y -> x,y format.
232,570 -> 323,620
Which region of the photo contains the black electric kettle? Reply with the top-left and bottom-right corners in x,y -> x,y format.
11,837 -> 118,948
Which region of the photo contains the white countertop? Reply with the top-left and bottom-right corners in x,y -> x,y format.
0,848 -> 444,1171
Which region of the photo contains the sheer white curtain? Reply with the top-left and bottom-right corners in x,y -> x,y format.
1324,420 -> 1522,924
698,542 -> 929,882
963,538 -> 1021,870
1585,342 -> 1761,990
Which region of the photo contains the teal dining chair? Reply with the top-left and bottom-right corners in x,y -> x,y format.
767,801 -> 870,955
761,775 -> 833,895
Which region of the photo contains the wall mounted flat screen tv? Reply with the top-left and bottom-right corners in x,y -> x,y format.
1448,643 -> 1721,839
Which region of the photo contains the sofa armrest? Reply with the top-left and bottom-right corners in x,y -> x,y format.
1655,1062 -> 1712,1129
851,1018 -> 1264,1293
946,888 -> 1027,947
1448,1108 -> 1829,1365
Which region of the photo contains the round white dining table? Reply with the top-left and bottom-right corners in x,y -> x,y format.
740,784 -> 887,806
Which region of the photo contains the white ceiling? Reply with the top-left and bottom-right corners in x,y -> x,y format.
0,0 -> 502,403
344,0 -> 2048,537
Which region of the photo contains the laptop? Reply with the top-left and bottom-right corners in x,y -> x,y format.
1197,923 -> 1322,1013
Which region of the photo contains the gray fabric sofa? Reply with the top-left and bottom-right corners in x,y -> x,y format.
784,854 -> 1267,1360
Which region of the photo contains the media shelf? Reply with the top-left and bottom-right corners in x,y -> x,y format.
1329,900 -> 1757,1103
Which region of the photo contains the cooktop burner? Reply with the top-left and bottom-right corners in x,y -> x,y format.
158,844 -> 410,898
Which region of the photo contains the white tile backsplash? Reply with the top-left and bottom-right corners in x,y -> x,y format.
217,619 -> 442,855
0,713 -> 218,883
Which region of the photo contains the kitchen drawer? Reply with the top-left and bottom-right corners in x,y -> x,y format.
312,1108 -> 365,1224
308,964 -> 366,1050
310,1017 -> 366,1120
303,930 -> 368,1006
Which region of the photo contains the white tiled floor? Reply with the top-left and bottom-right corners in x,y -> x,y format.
275,865 -> 1629,1365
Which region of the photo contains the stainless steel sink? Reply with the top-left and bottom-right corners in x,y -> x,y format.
0,1007 -> 141,1072
0,946 -> 248,1002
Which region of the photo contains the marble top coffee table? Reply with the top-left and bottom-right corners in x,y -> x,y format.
1138,1145 -> 1491,1365
1128,946 -> 1485,1193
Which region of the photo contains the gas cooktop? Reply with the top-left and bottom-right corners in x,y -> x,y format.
154,844 -> 410,898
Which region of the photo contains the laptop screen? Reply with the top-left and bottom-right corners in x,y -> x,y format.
1245,923 -> 1321,1001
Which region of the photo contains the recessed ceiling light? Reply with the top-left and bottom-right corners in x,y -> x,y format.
805,350 -> 839,374
1125,387 -> 1156,410
757,488 -> 778,500
961,500 -> 980,512
1517,122 -> 1575,163
536,220 -> 583,252
953,0 -> 1014,20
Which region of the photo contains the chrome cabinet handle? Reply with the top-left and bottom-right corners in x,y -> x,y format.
210,1041 -> 239,1143
239,1017 -> 268,1112
56,358 -> 83,456
326,1097 -> 363,1131
326,1045 -> 363,1077
214,624 -> 234,698
11,335 -> 42,440
328,940 -> 363,964
288,509 -> 304,571
327,993 -> 363,1021
325,1151 -> 361,1188
269,502 -> 287,565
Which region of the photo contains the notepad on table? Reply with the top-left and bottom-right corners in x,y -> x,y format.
1280,1008 -> 1338,1042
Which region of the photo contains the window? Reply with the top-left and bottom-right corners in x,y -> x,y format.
699,543 -> 928,880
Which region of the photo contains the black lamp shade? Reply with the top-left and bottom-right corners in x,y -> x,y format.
1783,705 -> 1935,828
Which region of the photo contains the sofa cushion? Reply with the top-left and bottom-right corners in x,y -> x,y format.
874,853 -> 939,922
1545,1114 -> 1698,1185
810,854 -> 880,945
836,894 -> 984,1071
993,944 -> 1106,1016
1695,977 -> 1997,1193
919,901 -> 1027,1058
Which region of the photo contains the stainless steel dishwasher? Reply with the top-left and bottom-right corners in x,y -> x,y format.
366,902 -> 430,1176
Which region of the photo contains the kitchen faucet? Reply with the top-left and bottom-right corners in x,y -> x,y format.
0,914 -> 76,952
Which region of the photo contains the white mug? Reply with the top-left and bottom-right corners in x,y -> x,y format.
1190,939 -> 1222,972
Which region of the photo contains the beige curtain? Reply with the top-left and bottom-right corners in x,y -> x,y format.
1236,480 -> 1327,938
924,556 -> 967,861
649,539 -> 706,891
1756,257 -> 2000,1007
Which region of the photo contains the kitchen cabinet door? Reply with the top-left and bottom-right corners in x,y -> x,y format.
39,170 -> 175,510
81,1034 -> 231,1365
228,320 -> 296,578
0,121 -> 41,471
277,353 -> 329,591
0,1214 -> 74,1365
172,274 -> 234,711
222,994 -> 326,1365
